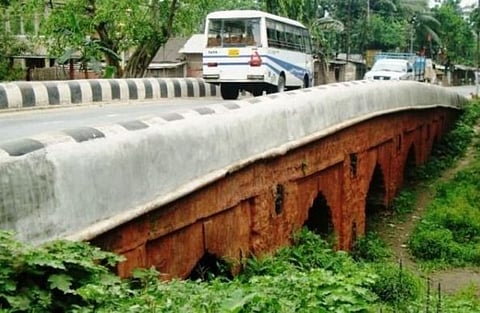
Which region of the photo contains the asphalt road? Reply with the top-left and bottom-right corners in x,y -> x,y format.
0,97 -> 233,143
0,84 -> 475,144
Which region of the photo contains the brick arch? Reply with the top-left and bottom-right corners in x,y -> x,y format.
429,121 -> 441,157
364,163 -> 387,232
303,191 -> 335,240
88,108 -> 460,278
403,143 -> 417,186
187,251 -> 232,281
295,163 -> 343,245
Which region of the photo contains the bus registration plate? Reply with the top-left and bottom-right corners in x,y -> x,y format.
228,49 -> 239,57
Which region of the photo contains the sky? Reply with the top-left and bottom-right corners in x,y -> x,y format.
462,0 -> 477,6
429,0 -> 477,8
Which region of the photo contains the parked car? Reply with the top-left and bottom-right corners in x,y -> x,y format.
364,58 -> 413,80
364,52 -> 426,81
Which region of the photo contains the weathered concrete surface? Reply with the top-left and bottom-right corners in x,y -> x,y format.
0,81 -> 466,278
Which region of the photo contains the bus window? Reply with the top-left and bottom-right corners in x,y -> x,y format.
266,20 -> 278,48
285,25 -> 297,51
275,22 -> 286,48
294,27 -> 303,52
248,19 -> 261,47
207,18 -> 260,48
302,29 -> 312,54
223,19 -> 243,46
207,19 -> 222,47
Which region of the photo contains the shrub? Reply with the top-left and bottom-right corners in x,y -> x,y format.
409,224 -> 461,262
352,232 -> 391,262
370,263 -> 420,305
391,189 -> 416,215
0,231 -> 123,312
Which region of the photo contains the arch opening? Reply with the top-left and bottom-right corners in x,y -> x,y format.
403,144 -> 417,186
430,134 -> 441,157
187,252 -> 232,281
365,164 -> 387,232
304,192 -> 334,240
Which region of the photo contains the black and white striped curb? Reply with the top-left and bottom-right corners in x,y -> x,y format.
0,80 -> 467,160
0,77 -> 219,110
0,96 -> 252,159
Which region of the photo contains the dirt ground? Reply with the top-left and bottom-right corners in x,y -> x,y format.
376,125 -> 480,296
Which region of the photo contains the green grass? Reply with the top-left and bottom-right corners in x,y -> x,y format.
408,100 -> 480,269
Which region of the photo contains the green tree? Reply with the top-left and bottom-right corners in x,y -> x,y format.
433,0 -> 474,65
396,0 -> 440,54
0,1 -> 29,81
469,5 -> 480,68
367,15 -> 407,50
32,0 -> 258,78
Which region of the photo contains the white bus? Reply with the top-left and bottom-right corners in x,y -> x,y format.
202,10 -> 314,100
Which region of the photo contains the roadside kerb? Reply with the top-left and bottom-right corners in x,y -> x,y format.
0,77 -> 219,110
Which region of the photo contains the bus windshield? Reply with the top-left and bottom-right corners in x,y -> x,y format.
207,18 -> 261,48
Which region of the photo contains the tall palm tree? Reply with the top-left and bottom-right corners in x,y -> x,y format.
399,0 -> 441,54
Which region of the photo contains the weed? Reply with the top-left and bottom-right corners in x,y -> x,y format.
352,232 -> 392,262
369,262 -> 421,305
408,100 -> 480,268
391,189 -> 416,215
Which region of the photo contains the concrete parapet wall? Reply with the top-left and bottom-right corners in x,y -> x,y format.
0,78 -> 219,110
0,81 -> 466,245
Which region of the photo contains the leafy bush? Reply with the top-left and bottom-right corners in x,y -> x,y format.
241,228 -> 352,279
369,263 -> 420,305
0,231 -> 123,312
412,100 -> 480,181
390,189 -> 416,215
352,232 -> 391,262
409,224 -> 462,262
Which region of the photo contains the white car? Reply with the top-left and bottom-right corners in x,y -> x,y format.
364,59 -> 413,81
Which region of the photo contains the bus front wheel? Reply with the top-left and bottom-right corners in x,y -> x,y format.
267,75 -> 286,94
252,88 -> 263,97
303,75 -> 309,88
277,75 -> 285,93
220,84 -> 239,100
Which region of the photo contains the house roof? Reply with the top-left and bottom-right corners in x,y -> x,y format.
151,37 -> 188,63
335,53 -> 365,64
179,34 -> 204,54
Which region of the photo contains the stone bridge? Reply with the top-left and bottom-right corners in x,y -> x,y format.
0,80 -> 466,279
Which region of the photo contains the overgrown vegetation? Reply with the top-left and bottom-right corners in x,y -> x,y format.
0,229 -> 377,312
1,226 -> 478,312
408,100 -> 480,269
352,232 -> 391,262
1,102 -> 480,311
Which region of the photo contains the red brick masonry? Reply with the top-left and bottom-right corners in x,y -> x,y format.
92,108 -> 458,279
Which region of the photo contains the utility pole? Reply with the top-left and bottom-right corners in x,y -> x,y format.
346,0 -> 352,63
367,0 -> 370,22
477,0 -> 480,96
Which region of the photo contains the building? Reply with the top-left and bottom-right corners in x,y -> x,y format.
179,34 -> 204,78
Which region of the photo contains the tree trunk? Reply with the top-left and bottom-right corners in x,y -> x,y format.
123,40 -> 165,78
95,21 -> 121,77
123,0 -> 178,78
316,52 -> 329,85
